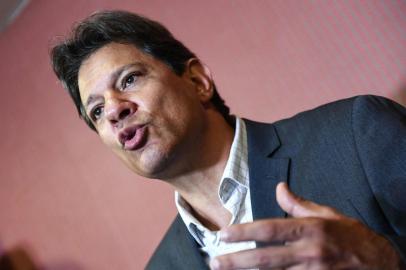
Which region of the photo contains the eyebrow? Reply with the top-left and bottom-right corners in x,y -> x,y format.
84,62 -> 146,108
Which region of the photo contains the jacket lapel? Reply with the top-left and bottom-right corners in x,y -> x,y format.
149,119 -> 291,269
245,119 -> 290,221
146,215 -> 209,270
175,221 -> 210,270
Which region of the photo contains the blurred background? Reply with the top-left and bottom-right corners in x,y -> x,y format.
0,0 -> 405,269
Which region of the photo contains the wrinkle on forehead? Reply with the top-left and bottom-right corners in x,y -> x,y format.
77,42 -> 171,108
79,62 -> 113,104
77,44 -> 130,108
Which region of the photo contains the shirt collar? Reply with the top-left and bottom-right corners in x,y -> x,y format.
175,117 -> 249,241
219,117 -> 249,193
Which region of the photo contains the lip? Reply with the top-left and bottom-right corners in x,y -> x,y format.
118,124 -> 148,151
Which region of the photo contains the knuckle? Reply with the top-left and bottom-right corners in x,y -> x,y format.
308,218 -> 328,237
255,249 -> 271,267
308,244 -> 329,261
291,223 -> 305,239
261,223 -> 275,240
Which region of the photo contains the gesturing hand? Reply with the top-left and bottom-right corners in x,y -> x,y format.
210,182 -> 402,270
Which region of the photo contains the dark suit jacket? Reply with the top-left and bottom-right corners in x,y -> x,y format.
146,95 -> 406,270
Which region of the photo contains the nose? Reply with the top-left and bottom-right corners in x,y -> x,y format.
104,100 -> 137,127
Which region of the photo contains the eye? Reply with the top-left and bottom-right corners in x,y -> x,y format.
90,105 -> 104,121
122,73 -> 138,90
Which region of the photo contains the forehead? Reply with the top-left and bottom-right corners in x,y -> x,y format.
77,42 -> 166,104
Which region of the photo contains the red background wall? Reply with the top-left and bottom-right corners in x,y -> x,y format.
0,1 -> 405,269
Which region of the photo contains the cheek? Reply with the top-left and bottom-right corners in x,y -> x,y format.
98,127 -> 119,149
146,79 -> 198,113
156,90 -> 201,124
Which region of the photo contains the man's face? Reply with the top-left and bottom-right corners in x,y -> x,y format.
78,42 -> 209,179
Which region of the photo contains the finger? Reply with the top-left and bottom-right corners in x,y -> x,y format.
220,218 -> 315,243
276,182 -> 340,219
210,245 -> 301,270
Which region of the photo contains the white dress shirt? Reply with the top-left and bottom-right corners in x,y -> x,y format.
175,118 -> 257,268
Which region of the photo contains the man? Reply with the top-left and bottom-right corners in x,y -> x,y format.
51,10 -> 406,269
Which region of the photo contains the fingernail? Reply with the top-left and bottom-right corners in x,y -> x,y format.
210,258 -> 221,270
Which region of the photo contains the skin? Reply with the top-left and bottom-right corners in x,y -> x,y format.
77,42 -> 402,269
79,42 -> 210,179
210,183 -> 402,270
78,42 -> 234,229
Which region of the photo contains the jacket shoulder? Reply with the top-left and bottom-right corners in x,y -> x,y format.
146,215 -> 184,269
271,95 -> 403,144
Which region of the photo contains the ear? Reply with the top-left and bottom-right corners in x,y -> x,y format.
185,58 -> 214,103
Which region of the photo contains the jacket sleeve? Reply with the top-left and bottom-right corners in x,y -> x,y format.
351,95 -> 406,263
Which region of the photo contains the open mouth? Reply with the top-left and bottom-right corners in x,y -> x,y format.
118,125 -> 148,151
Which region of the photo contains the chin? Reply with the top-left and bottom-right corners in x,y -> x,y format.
125,147 -> 175,179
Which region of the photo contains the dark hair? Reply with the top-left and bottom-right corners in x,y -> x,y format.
50,10 -> 233,131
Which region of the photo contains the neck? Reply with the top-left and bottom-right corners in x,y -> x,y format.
167,113 -> 235,230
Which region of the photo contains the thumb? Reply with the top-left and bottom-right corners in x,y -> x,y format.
276,182 -> 339,218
